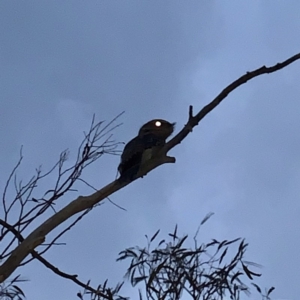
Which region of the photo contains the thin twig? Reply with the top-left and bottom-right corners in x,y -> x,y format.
0,219 -> 110,299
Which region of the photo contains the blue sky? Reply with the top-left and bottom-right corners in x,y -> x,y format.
0,1 -> 299,300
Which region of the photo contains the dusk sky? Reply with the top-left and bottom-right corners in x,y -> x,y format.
0,2 -> 299,300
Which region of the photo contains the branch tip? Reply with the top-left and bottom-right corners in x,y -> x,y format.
189,105 -> 194,118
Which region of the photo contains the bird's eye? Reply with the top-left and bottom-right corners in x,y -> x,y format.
155,121 -> 162,127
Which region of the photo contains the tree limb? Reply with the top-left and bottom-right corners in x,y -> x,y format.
0,219 -> 110,299
165,52 -> 300,152
0,52 -> 299,283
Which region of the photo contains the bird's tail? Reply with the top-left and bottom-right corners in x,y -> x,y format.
117,165 -> 140,183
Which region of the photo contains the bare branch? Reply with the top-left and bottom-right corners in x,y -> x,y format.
0,219 -> 112,299
31,254 -> 110,299
20,209 -> 91,266
0,53 -> 299,284
0,116 -> 124,282
165,52 -> 300,153
2,146 -> 23,224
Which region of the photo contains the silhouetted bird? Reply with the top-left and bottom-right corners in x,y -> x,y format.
118,119 -> 175,182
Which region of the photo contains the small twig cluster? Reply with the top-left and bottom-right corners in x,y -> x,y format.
0,113 -> 124,299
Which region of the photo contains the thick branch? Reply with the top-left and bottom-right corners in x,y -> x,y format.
0,180 -> 126,282
0,219 -> 109,299
0,52 -> 299,283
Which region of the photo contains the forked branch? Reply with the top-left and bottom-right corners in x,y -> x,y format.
0,52 -> 299,289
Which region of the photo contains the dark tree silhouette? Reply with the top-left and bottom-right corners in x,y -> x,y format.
1,52 -> 299,299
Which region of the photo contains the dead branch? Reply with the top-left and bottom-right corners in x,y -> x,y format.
0,219 -> 113,299
0,52 -> 299,287
165,52 -> 300,152
0,114 -> 124,283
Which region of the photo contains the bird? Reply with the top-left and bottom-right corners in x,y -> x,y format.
118,119 -> 175,182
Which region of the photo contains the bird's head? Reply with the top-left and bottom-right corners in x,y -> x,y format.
138,119 -> 175,140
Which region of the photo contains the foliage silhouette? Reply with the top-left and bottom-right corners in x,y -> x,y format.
115,223 -> 274,300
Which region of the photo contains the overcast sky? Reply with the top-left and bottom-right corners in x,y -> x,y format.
0,1 -> 299,300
